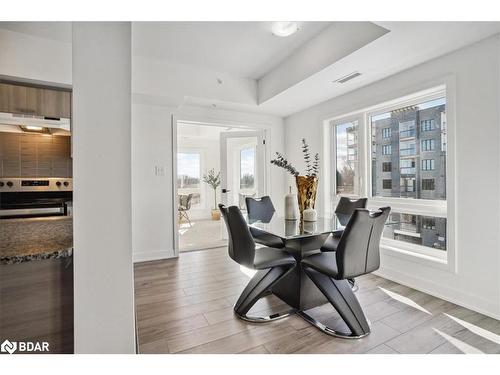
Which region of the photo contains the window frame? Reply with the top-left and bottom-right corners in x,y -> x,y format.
330,115 -> 365,202
421,119 -> 435,132
365,89 -> 447,214
382,127 -> 391,139
422,159 -> 435,171
382,162 -> 392,172
325,84 -> 455,268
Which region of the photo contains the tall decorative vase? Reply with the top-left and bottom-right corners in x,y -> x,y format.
285,186 -> 299,220
295,175 -> 318,218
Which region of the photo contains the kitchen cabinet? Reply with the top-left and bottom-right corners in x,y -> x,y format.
41,88 -> 71,118
0,82 -> 71,118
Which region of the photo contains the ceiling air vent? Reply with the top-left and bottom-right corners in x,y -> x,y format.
334,71 -> 362,84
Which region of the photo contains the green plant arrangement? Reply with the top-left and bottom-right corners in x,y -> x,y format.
270,138 -> 319,177
203,169 -> 221,215
270,138 -> 320,217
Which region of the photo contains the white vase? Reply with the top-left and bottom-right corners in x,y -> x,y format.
285,186 -> 299,220
303,208 -> 318,222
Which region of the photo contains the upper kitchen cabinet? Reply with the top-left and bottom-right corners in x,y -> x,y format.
0,82 -> 71,119
40,88 -> 71,119
0,83 -> 30,114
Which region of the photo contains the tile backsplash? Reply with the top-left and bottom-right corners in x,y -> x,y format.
0,132 -> 72,178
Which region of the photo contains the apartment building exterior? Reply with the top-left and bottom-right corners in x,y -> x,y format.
372,102 -> 447,251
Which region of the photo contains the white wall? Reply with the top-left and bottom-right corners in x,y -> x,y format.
0,28 -> 71,85
132,102 -> 286,262
73,22 -> 135,353
284,35 -> 500,319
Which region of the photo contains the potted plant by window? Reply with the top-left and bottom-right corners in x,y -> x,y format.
203,168 -> 221,220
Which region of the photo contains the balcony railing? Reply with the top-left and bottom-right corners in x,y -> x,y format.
400,148 -> 416,156
400,167 -> 416,175
400,130 -> 416,138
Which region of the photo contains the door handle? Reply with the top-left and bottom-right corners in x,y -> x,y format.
221,188 -> 230,193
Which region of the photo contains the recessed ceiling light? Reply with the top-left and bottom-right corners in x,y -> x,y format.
272,22 -> 299,37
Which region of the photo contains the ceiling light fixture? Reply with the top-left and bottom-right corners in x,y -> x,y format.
271,22 -> 299,37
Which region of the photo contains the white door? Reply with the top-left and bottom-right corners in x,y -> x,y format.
220,130 -> 266,212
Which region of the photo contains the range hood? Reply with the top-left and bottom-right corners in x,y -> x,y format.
0,112 -> 71,133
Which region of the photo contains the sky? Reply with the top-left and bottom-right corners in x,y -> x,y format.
336,121 -> 356,170
240,147 -> 255,178
178,152 -> 200,178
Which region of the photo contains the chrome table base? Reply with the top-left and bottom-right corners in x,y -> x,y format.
233,302 -> 371,339
297,311 -> 371,339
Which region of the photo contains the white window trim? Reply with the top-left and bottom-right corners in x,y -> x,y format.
323,81 -> 457,273
329,114 -> 366,211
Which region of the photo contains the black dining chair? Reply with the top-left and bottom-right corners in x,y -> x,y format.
321,197 -> 368,252
219,204 -> 296,322
300,207 -> 390,338
245,196 -> 284,249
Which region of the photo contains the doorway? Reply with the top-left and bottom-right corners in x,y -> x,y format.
175,121 -> 266,252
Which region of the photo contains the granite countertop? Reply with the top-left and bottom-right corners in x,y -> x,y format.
1,216 -> 73,264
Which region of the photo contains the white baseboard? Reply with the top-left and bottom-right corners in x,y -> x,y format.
133,249 -> 176,263
375,266 -> 500,320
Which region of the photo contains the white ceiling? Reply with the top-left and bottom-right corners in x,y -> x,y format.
256,21 -> 500,116
132,22 -> 331,79
182,21 -> 500,116
2,21 -> 500,118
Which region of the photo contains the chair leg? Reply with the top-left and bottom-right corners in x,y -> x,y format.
234,266 -> 296,322
301,267 -> 370,338
184,211 -> 192,227
178,211 -> 192,227
348,278 -> 359,293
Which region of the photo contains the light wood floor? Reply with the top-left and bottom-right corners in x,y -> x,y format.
134,247 -> 500,354
179,219 -> 227,252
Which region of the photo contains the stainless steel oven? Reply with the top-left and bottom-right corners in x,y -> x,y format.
0,178 -> 72,219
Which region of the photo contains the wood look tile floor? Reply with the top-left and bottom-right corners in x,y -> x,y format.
134,247 -> 500,354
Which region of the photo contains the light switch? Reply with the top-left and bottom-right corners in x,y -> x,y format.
154,166 -> 165,176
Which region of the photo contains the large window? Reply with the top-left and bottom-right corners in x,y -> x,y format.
177,152 -> 202,208
371,96 -> 446,201
240,147 -> 256,190
334,120 -> 359,195
331,88 -> 448,257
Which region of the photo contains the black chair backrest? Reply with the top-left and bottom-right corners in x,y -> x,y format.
335,207 -> 391,280
245,196 -> 275,223
219,204 -> 256,269
335,197 -> 368,225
